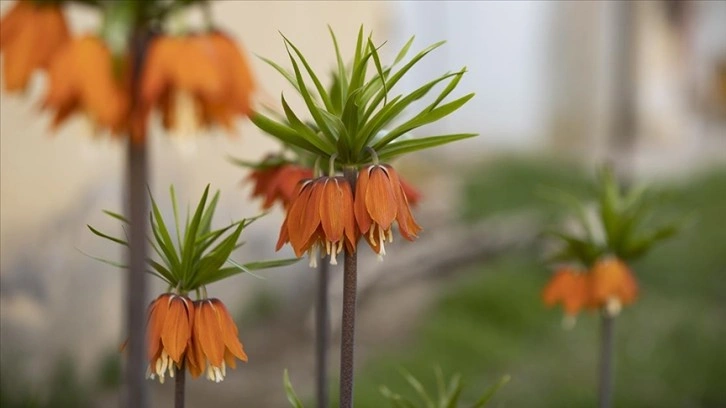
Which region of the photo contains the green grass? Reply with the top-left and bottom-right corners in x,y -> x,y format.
351,158 -> 726,407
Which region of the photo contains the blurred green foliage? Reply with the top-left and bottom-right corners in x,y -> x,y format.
352,158 -> 726,407
1,352 -> 91,408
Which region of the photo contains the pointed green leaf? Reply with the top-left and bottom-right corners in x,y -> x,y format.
87,225 -> 128,247
250,111 -> 325,155
328,26 -> 348,112
280,37 -> 334,111
282,42 -> 336,146
242,258 -> 300,271
374,92 -> 475,150
283,369 -> 305,408
280,94 -> 335,154
377,133 -> 478,161
102,210 -> 129,224
368,38 -> 388,106
468,375 -> 510,408
393,36 -> 415,66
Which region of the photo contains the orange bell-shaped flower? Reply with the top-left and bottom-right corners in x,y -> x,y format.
43,35 -> 129,134
141,31 -> 255,136
0,0 -> 69,91
590,257 -> 638,315
146,293 -> 194,384
187,298 -> 247,382
542,267 -> 590,317
248,164 -> 313,210
354,164 -> 421,256
276,176 -> 358,266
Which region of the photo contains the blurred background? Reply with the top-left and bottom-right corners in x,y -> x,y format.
1,1 -> 725,407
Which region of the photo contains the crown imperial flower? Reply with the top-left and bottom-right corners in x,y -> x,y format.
590,257 -> 638,316
43,35 -> 129,134
146,293 -> 194,384
141,31 -> 255,136
0,0 -> 69,91
542,267 -> 590,319
354,164 -> 421,257
187,298 -> 248,383
277,176 -> 357,266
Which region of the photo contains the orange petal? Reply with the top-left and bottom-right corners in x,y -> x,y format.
354,167 -> 372,234
161,296 -> 192,363
286,181 -> 314,255
147,294 -> 171,360
320,178 -> 347,243
195,300 -> 225,367
365,166 -> 398,230
211,299 -> 247,362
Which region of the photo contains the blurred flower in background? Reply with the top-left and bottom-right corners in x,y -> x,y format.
0,0 -> 69,92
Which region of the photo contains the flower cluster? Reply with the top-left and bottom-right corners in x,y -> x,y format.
276,164 -> 421,266
543,257 -> 638,322
541,167 -> 680,324
146,294 -> 247,383
0,1 -> 255,141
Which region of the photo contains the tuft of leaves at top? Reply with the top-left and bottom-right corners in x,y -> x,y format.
252,26 -> 477,167
87,185 -> 298,292
543,166 -> 686,267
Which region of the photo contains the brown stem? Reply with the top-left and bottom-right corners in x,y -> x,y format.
125,29 -> 152,408
598,314 -> 615,408
316,259 -> 330,408
175,362 -> 186,408
339,169 -> 358,408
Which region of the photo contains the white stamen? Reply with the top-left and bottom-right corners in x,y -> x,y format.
561,315 -> 577,330
605,297 -> 622,317
308,245 -> 319,268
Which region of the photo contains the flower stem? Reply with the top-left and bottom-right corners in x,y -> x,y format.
175,362 -> 186,408
339,169 -> 358,408
125,29 -> 152,408
316,259 -> 330,408
598,314 -> 615,408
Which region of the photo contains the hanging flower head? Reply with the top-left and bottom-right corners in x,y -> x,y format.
355,164 -> 421,257
145,293 -> 194,383
589,257 -> 638,316
42,35 -> 130,134
141,31 -> 255,137
0,0 -> 69,92
542,166 -> 682,320
542,266 -> 591,320
277,176 -> 358,266
187,298 -> 248,382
